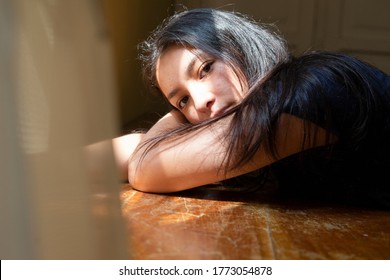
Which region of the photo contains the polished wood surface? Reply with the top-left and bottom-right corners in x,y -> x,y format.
120,184 -> 390,260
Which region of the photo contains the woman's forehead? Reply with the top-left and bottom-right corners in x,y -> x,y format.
160,45 -> 209,60
156,46 -> 209,76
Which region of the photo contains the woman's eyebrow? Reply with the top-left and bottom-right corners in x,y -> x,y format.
167,56 -> 198,101
186,56 -> 198,77
167,88 -> 179,101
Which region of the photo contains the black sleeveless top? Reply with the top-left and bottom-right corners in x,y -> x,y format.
268,52 -> 390,209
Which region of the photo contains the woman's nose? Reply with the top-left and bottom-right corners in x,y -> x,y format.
189,85 -> 215,113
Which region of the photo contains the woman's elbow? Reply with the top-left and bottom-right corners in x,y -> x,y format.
127,161 -> 163,193
127,162 -> 186,193
127,160 -> 145,191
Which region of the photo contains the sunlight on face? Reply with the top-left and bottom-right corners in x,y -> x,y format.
156,46 -> 246,124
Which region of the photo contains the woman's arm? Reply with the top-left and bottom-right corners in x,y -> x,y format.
128,112 -> 337,193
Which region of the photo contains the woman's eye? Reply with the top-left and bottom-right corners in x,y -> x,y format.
178,96 -> 189,109
199,61 -> 213,78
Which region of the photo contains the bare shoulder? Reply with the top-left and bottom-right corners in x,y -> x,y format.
272,113 -> 337,159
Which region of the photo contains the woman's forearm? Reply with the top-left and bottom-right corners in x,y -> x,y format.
127,110 -> 195,191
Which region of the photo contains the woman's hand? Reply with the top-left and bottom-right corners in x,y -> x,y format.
141,109 -> 188,139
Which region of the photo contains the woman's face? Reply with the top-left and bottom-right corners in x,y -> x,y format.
156,46 -> 246,124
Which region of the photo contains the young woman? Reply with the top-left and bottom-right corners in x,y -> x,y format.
114,8 -> 390,208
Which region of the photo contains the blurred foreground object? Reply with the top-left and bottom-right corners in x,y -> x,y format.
0,0 -> 128,259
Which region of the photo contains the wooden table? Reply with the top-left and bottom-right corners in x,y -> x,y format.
120,184 -> 390,259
